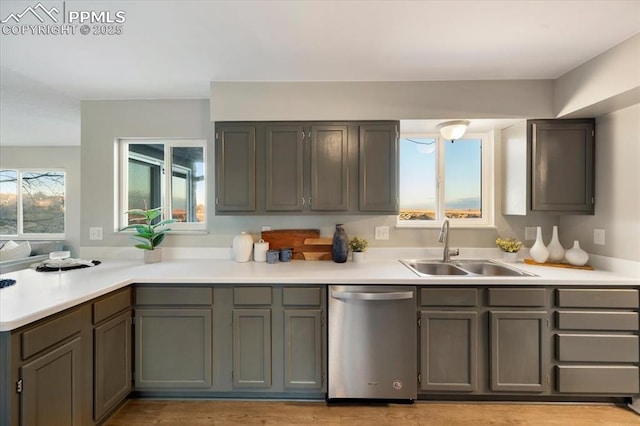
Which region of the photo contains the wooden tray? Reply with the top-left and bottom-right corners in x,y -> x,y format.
261,229 -> 333,260
524,258 -> 593,270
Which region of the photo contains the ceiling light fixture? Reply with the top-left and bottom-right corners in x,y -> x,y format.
437,120 -> 471,141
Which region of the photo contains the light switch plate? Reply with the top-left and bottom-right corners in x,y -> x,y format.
375,226 -> 389,240
593,228 -> 605,245
261,226 -> 271,232
89,227 -> 103,240
525,227 -> 537,240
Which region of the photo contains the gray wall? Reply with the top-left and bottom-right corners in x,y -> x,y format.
80,98 -> 556,251
0,146 -> 81,256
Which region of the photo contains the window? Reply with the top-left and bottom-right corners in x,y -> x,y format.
0,169 -> 66,238
118,139 -> 206,231
397,133 -> 493,227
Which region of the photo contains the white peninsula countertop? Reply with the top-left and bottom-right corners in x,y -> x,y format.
1,256 -> 639,332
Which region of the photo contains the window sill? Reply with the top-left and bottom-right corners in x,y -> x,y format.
395,221 -> 496,230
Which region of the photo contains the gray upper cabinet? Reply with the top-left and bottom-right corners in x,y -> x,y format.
359,124 -> 399,212
310,125 -> 349,211
214,120 -> 399,215
265,125 -> 305,211
502,119 -> 595,215
215,124 -> 256,212
529,119 -> 595,214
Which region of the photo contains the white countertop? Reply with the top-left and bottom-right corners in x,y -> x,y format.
1,256 -> 638,332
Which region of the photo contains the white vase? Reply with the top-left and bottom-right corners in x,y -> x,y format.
232,232 -> 253,262
352,251 -> 365,263
529,226 -> 549,263
144,248 -> 162,264
546,225 -> 565,262
502,251 -> 518,263
565,240 -> 589,266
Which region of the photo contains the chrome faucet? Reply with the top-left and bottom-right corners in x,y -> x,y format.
438,219 -> 459,262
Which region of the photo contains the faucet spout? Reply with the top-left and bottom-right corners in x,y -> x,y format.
438,219 -> 459,262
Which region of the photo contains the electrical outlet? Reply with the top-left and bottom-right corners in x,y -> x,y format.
375,226 -> 389,240
594,228 -> 605,245
89,227 -> 103,241
525,227 -> 537,240
261,226 -> 271,232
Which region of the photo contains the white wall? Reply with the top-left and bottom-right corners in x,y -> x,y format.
560,104 -> 640,262
554,33 -> 640,117
0,146 -> 81,256
211,80 -> 554,121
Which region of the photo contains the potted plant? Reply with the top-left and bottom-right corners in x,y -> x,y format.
495,237 -> 522,263
124,207 -> 176,263
348,236 -> 369,263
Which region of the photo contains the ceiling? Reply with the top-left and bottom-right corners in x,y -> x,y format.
1,0 -> 639,146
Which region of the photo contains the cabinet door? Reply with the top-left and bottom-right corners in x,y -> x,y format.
215,124 -> 256,212
529,119 -> 595,214
310,125 -> 349,211
359,124 -> 398,212
265,125 -> 305,211
490,311 -> 549,392
135,308 -> 212,388
21,337 -> 83,426
420,311 -> 477,392
284,309 -> 323,390
232,309 -> 272,388
94,311 -> 131,421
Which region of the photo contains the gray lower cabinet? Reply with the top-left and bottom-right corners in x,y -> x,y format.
553,288 -> 640,395
135,308 -> 212,389
283,309 -> 323,389
419,311 -> 477,392
21,337 -> 83,426
93,311 -> 131,421
93,288 -> 132,422
232,309 -> 272,388
490,311 -> 549,392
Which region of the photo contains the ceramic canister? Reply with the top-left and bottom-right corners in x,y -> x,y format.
232,232 -> 253,262
253,239 -> 269,262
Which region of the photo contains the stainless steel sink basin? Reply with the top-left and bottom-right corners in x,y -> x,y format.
452,261 -> 534,277
400,259 -> 535,277
400,260 -> 468,276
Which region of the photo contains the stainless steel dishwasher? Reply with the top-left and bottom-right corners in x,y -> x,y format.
328,285 -> 417,401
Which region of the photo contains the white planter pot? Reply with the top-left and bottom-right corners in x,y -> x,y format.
352,251 -> 365,263
144,248 -> 162,264
502,252 -> 518,263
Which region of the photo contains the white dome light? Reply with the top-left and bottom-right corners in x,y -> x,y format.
436,120 -> 471,141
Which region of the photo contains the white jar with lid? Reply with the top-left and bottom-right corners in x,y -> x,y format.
232,232 -> 253,262
253,239 -> 269,262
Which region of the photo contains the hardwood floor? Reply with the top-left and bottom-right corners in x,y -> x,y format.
105,400 -> 639,425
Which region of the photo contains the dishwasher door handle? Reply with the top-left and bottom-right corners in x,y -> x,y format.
331,290 -> 414,301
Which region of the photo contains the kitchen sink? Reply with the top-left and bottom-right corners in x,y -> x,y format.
400,259 -> 535,277
401,260 -> 468,276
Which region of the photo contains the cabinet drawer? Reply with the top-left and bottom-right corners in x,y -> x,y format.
557,289 -> 639,308
556,311 -> 638,331
283,287 -> 321,306
488,288 -> 546,307
136,287 -> 213,306
93,288 -> 131,324
420,288 -> 478,306
234,287 -> 272,305
557,334 -> 639,362
22,308 -> 84,360
556,366 -> 639,394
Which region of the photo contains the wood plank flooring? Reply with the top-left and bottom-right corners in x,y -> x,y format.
104,400 -> 639,425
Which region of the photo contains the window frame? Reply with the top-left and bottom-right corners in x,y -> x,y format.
396,131 -> 494,228
0,168 -> 66,239
117,138 -> 207,232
